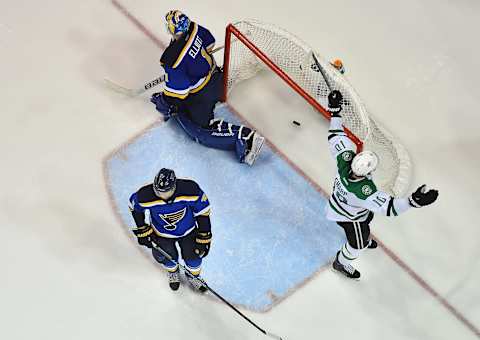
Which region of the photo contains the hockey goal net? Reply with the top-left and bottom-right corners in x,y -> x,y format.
222,20 -> 411,197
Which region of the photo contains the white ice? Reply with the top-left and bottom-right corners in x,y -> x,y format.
0,0 -> 479,339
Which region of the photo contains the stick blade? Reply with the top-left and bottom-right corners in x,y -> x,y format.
103,78 -> 142,97
266,332 -> 284,340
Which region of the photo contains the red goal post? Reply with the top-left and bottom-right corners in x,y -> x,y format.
221,20 -> 411,197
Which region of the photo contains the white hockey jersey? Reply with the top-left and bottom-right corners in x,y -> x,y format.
326,117 -> 411,222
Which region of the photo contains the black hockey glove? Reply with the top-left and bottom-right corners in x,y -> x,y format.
132,225 -> 153,248
194,231 -> 212,258
409,185 -> 439,208
327,90 -> 343,117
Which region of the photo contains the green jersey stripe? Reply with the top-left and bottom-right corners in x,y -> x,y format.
330,195 -> 369,220
331,194 -> 355,218
328,132 -> 346,140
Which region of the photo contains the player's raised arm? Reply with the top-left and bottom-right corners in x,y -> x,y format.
326,90 -> 357,166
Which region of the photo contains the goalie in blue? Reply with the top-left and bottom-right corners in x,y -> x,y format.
129,168 -> 212,292
150,10 -> 264,166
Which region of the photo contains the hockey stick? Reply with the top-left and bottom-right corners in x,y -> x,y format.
104,45 -> 225,97
310,51 -> 333,92
151,242 -> 284,340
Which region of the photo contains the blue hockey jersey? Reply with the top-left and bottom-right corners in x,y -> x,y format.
160,22 -> 216,100
129,179 -> 211,238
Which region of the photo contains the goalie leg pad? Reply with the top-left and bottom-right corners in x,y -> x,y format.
235,138 -> 247,163
173,114 -> 254,163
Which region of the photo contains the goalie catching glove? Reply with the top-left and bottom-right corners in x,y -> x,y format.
409,185 -> 439,208
194,230 -> 212,258
132,225 -> 153,248
327,90 -> 343,117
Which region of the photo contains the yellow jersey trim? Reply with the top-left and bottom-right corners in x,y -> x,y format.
174,195 -> 199,202
163,88 -> 189,99
139,200 -> 168,208
173,23 -> 198,69
189,71 -> 212,94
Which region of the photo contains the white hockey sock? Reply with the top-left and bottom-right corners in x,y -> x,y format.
338,242 -> 362,266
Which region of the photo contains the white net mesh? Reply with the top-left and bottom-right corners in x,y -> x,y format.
224,20 -> 411,197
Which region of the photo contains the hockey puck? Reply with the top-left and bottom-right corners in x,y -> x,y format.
292,120 -> 301,126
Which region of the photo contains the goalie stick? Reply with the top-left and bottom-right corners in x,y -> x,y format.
151,242 -> 284,340
104,45 -> 224,97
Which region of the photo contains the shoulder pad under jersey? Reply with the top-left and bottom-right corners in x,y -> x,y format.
174,179 -> 201,197
136,184 -> 158,203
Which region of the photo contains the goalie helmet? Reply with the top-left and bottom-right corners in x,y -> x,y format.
164,10 -> 190,37
153,168 -> 177,196
351,151 -> 379,177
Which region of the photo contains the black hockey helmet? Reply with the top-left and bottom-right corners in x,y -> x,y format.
153,168 -> 176,196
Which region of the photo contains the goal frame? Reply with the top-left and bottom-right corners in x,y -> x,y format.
221,23 -> 363,151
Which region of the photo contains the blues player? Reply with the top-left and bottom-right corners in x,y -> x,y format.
325,90 -> 439,279
129,168 -> 212,291
150,10 -> 264,165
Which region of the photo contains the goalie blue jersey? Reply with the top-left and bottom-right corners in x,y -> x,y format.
160,22 -> 216,100
129,179 -> 211,238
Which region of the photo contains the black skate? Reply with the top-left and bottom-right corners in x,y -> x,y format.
167,269 -> 180,291
332,252 -> 360,279
368,239 -> 378,249
186,272 -> 207,293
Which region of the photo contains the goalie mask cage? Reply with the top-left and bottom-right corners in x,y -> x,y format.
222,20 -> 411,197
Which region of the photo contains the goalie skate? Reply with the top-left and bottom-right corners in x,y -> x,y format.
244,132 -> 264,166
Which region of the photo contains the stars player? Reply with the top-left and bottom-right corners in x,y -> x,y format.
129,168 -> 212,291
325,90 -> 439,279
150,10 -> 264,165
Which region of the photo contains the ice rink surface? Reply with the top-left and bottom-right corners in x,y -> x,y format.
1,0 -> 479,339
